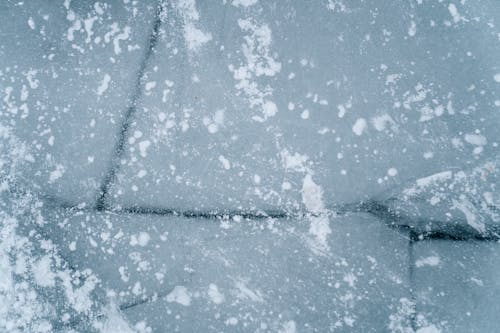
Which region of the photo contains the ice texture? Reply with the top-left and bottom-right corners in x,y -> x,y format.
107,0 -> 500,214
40,210 -> 410,332
1,1 -> 499,332
414,240 -> 500,333
0,1 -> 156,205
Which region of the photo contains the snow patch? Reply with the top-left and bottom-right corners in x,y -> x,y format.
352,118 -> 367,136
207,284 -> 225,304
97,74 -> 111,96
166,286 -> 191,306
415,256 -> 440,268
232,0 -> 258,7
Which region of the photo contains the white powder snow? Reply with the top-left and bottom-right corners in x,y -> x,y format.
403,171 -> 453,196
229,18 -> 281,121
494,73 -> 500,83
387,168 -> 398,177
262,100 -> 278,118
33,256 -> 56,287
49,164 -> 65,183
218,155 -> 231,170
130,232 -> 150,247
166,286 -> 191,306
280,320 -> 297,333
232,0 -> 258,7
99,303 -> 135,333
464,133 -> 487,146
207,284 -> 225,304
138,140 -> 151,157
372,114 -> 396,131
302,174 -> 331,253
301,174 -> 325,213
416,324 -> 442,333
352,118 -> 367,136
448,4 -> 464,23
174,0 -> 212,52
97,74 -> 111,96
234,279 -> 264,302
28,17 -> 35,30
415,256 -> 440,268
184,23 -> 213,51
408,20 -> 416,36
452,198 -> 486,233
113,26 -> 131,55
280,149 -> 309,173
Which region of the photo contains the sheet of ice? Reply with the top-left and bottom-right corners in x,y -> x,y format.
0,155 -> 103,332
106,0 -> 500,213
39,209 -> 410,332
381,158 -> 500,236
413,240 -> 500,333
0,1 -> 157,205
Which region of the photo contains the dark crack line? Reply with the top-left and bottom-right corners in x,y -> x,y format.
43,192 -> 500,241
95,2 -> 164,211
408,232 -> 417,332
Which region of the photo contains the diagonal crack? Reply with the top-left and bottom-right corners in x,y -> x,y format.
95,1 -> 164,212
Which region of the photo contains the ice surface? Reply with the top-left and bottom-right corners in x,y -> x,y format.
381,157 -> 500,237
107,0 -> 500,213
0,1 -> 157,205
1,1 -> 499,332
413,240 -> 500,333
40,211 -> 409,332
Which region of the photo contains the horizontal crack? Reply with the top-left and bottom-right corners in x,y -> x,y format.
40,193 -> 500,242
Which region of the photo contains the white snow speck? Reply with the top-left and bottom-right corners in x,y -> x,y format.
301,174 -> 325,213
130,232 -> 150,247
113,26 -> 131,55
97,74 -> 111,96
372,114 -> 396,131
232,0 -> 258,7
166,286 -> 191,306
218,155 -> 231,170
408,21 -> 416,36
416,325 -> 441,333
234,280 -> 264,302
301,109 -> 310,119
448,3 -> 464,23
138,140 -> 151,157
184,23 -> 212,51
49,164 -> 65,183
464,133 -> 487,146
387,168 -> 398,177
280,320 -> 297,333
452,198 -> 486,233
33,256 -> 55,287
100,303 -> 135,333
207,284 -> 225,304
415,256 -> 440,268
145,81 -> 156,91
262,100 -> 278,118
175,0 -> 212,51
281,149 -> 309,173
28,17 -> 36,29
352,118 -> 367,136
302,174 -> 331,253
494,73 -> 500,83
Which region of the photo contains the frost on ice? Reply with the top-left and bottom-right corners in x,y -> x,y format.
1,0 -> 500,332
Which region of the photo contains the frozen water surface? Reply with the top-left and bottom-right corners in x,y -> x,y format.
414,240 -> 500,333
0,0 -> 157,204
0,0 -> 499,332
